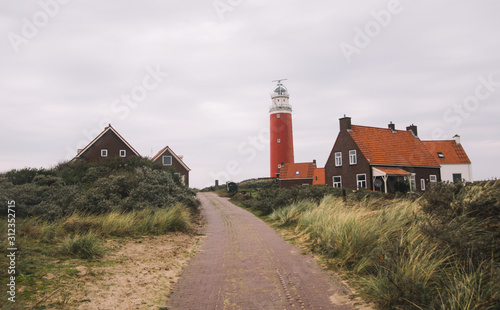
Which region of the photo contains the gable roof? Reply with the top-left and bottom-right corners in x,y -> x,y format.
74,124 -> 140,159
348,125 -> 440,167
280,162 -> 315,180
152,146 -> 191,171
422,140 -> 471,164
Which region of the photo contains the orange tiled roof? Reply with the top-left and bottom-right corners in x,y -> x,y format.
374,167 -> 411,175
349,125 -> 439,167
280,162 -> 315,180
422,140 -> 471,164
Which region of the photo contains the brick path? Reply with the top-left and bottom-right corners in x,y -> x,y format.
167,192 -> 358,309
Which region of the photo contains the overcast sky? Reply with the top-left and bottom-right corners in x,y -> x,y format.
1,1 -> 499,188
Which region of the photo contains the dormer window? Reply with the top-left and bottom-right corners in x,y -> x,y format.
437,152 -> 445,158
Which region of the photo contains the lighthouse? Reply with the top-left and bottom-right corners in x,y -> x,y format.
270,80 -> 294,177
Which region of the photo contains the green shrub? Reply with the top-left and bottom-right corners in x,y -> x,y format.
1,160 -> 199,220
421,181 -> 500,266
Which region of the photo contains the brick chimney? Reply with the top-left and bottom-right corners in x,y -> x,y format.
388,121 -> 395,132
339,116 -> 352,132
453,134 -> 461,144
406,124 -> 418,137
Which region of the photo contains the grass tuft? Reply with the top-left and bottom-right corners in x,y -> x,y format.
59,232 -> 105,259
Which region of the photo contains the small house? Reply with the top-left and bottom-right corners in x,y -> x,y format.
152,146 -> 191,187
325,117 -> 441,193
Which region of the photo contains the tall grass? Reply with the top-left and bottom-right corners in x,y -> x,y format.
21,204 -> 192,241
60,232 -> 105,259
3,204 -> 193,259
268,192 -> 499,309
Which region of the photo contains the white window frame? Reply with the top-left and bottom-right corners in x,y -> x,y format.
335,152 -> 342,167
101,149 -> 108,157
119,150 -> 126,157
162,155 -> 172,166
277,114 -> 280,118
277,138 -> 281,143
429,175 -> 437,182
349,150 -> 357,165
333,176 -> 342,188
410,174 -> 416,192
421,179 -> 426,191
356,173 -> 367,189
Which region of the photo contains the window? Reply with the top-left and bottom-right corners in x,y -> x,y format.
410,174 -> 416,192
349,150 -> 357,165
429,175 -> 437,182
277,138 -> 281,143
356,174 -> 366,189
421,179 -> 426,191
162,155 -> 172,166
335,152 -> 342,166
119,150 -> 126,157
437,152 -> 445,158
101,149 -> 108,157
277,114 -> 280,118
295,171 -> 300,175
278,164 -> 281,169
453,173 -> 462,183
333,176 -> 342,188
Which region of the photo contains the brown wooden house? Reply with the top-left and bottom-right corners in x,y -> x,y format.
72,125 -> 191,187
325,117 -> 441,193
72,124 -> 140,162
152,146 -> 191,187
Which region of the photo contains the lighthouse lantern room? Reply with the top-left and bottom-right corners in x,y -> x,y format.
270,80 -> 295,177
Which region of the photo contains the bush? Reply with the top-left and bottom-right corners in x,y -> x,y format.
1,160 -> 199,219
421,181 -> 500,266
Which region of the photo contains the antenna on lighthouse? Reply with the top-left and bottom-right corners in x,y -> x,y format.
272,78 -> 287,84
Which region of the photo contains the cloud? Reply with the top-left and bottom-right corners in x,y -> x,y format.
1,0 -> 499,187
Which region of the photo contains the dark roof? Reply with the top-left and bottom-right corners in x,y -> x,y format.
74,124 -> 140,159
152,146 -> 191,171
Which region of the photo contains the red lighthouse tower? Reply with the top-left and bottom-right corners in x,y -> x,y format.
270,80 -> 294,177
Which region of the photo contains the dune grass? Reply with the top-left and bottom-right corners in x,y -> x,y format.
268,193 -> 499,309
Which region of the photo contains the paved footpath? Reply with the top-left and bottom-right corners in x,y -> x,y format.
167,192 -> 359,309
